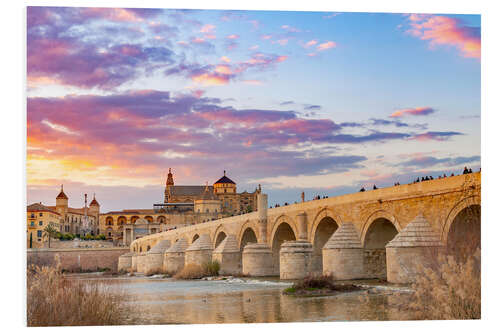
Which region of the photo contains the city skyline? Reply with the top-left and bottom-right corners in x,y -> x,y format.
27,7 -> 481,211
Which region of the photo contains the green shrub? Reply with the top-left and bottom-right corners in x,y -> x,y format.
204,260 -> 220,276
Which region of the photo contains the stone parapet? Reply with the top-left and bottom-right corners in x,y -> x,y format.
279,240 -> 313,279
242,243 -> 273,276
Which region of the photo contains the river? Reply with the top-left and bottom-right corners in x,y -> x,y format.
68,273 -> 414,324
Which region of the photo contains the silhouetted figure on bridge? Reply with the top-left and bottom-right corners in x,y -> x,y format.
463,166 -> 469,174
360,187 -> 366,192
468,168 -> 473,174
373,185 -> 378,190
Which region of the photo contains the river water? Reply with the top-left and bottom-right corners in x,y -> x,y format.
68,274 -> 414,324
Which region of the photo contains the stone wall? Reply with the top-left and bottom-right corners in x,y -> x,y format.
27,248 -> 129,272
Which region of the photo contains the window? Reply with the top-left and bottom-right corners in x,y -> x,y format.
39,213 -> 43,217
39,221 -> 43,226
30,213 -> 34,218
37,230 -> 42,237
30,221 -> 34,227
108,232 -> 111,236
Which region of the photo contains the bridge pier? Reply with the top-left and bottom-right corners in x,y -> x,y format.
144,240 -> 171,275
131,253 -> 138,272
185,234 -> 213,268
163,238 -> 188,274
279,240 -> 313,279
386,215 -> 444,283
212,234 -> 241,275
136,253 -> 147,273
242,243 -> 274,276
117,252 -> 134,272
323,222 -> 365,280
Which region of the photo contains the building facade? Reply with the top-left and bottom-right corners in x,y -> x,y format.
46,185 -> 99,236
100,169 -> 260,245
27,203 -> 61,248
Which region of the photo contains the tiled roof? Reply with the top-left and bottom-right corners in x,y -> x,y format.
214,175 -> 235,184
170,185 -> 209,197
27,203 -> 60,215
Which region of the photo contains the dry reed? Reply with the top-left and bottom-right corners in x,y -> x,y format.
27,263 -> 127,326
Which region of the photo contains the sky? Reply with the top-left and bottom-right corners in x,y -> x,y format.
26,6 -> 481,212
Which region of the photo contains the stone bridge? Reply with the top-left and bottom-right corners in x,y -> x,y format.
121,172 -> 481,283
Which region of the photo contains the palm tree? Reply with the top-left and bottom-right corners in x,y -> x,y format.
43,225 -> 58,248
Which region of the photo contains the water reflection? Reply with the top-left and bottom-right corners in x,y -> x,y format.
68,275 -> 413,325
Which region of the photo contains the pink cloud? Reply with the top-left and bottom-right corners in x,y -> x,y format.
200,24 -> 216,33
305,40 -> 318,48
390,107 -> 435,118
406,14 -> 480,59
226,34 -> 240,39
317,41 -> 337,51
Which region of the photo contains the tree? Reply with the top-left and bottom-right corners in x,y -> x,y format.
43,225 -> 58,248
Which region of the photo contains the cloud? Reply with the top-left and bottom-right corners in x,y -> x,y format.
304,104 -> 321,111
200,24 -> 216,33
406,14 -> 480,59
226,34 -> 239,39
410,131 -> 463,141
390,107 -> 435,118
305,40 -> 318,48
317,41 -> 337,51
397,155 -> 480,168
27,7 -> 174,90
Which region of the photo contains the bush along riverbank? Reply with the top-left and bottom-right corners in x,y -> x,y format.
283,275 -> 363,296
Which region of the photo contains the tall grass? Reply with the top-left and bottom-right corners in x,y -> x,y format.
174,260 -> 220,279
407,248 -> 480,320
27,264 -> 127,326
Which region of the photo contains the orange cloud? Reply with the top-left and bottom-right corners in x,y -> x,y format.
390,107 -> 435,118
191,73 -> 229,86
305,40 -> 318,48
215,65 -> 233,75
406,14 -> 480,59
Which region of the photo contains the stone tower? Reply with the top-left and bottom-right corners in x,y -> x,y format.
164,168 -> 174,203
89,193 -> 100,219
55,184 -> 68,217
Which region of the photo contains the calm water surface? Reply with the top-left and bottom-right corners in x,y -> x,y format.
68,274 -> 414,324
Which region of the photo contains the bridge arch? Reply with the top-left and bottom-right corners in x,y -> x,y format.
191,234 -> 200,244
443,195 -> 481,261
310,210 -> 341,274
270,215 -> 298,276
442,195 -> 481,243
360,210 -> 400,246
361,210 -> 400,279
214,230 -> 227,249
238,220 -> 259,251
309,208 -> 343,242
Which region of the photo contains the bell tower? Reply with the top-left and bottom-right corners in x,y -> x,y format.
164,168 -> 174,203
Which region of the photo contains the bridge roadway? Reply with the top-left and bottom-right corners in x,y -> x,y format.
123,172 -> 480,282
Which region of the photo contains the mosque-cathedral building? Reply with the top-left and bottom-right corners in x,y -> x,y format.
98,169 -> 260,245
